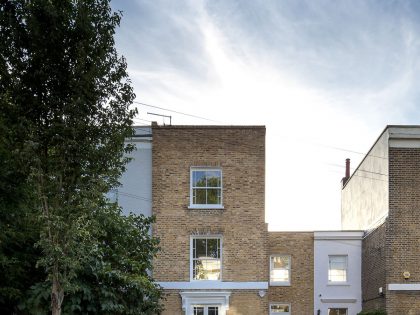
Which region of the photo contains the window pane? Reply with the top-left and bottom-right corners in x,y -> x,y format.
208,307 -> 219,315
329,256 -> 347,282
193,188 -> 206,204
207,239 -> 220,258
330,256 -> 346,268
206,171 -> 221,187
202,259 -> 220,280
271,304 -> 290,312
207,188 -> 221,204
271,255 -> 290,283
273,256 -> 290,269
192,237 -> 221,281
328,308 -> 347,315
329,269 -> 347,282
271,269 -> 290,282
193,260 -> 204,280
194,307 -> 204,315
194,239 -> 207,258
193,171 -> 206,187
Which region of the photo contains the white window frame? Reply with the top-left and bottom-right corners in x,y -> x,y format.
270,255 -> 291,286
328,255 -> 348,283
190,168 -> 223,209
191,305 -> 221,315
190,236 -> 223,282
269,303 -> 291,315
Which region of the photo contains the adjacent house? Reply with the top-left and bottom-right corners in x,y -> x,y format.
342,125 -> 420,314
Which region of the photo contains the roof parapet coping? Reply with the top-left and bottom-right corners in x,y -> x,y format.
314,231 -> 364,240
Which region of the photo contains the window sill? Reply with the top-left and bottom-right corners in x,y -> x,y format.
188,205 -> 224,210
270,282 -> 291,287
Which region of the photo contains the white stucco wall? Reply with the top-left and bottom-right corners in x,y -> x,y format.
314,231 -> 363,315
118,127 -> 152,217
341,129 -> 389,230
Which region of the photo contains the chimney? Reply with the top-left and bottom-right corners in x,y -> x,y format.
341,158 -> 350,188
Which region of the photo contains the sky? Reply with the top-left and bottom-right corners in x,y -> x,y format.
111,0 -> 420,231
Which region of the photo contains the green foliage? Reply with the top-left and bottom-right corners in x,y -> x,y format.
21,207 -> 163,315
357,310 -> 387,315
0,115 -> 44,314
0,0 -> 162,313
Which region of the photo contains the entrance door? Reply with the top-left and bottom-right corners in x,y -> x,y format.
192,305 -> 220,315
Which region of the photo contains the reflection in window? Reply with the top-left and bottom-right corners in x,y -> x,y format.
328,255 -> 347,282
192,237 -> 221,280
270,303 -> 290,314
191,169 -> 222,206
270,255 -> 291,284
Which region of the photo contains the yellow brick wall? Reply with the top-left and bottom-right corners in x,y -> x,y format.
152,126 -> 269,313
268,232 -> 314,315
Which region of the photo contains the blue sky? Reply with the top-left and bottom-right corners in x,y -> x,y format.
112,0 -> 420,230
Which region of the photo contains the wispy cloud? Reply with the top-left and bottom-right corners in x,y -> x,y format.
113,0 -> 420,230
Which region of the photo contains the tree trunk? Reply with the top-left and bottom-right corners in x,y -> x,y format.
51,272 -> 64,315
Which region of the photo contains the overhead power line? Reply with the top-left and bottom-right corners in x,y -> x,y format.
327,163 -> 388,177
133,100 -> 221,123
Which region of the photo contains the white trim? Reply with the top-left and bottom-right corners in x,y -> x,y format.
190,235 -> 223,282
389,138 -> 420,148
158,281 -> 269,290
190,168 -> 223,208
180,291 -> 230,315
188,205 -> 224,210
270,254 -> 291,286
388,283 -> 420,291
321,298 -> 357,303
314,231 -> 364,240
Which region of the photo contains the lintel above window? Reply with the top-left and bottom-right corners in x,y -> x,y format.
190,168 -> 223,209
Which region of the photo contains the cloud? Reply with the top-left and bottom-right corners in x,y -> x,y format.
112,0 -> 420,230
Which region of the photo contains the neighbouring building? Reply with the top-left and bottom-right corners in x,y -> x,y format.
314,231 -> 363,315
342,125 -> 420,314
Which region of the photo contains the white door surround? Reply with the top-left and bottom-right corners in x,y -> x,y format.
180,291 -> 231,315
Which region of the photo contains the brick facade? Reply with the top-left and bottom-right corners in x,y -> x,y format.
268,232 -> 314,315
342,127 -> 420,315
152,126 -> 268,313
362,222 -> 386,311
386,148 -> 420,314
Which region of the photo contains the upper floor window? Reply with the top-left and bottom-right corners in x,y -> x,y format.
270,303 -> 290,314
190,168 -> 222,208
191,237 -> 221,281
270,255 -> 291,285
328,255 -> 347,283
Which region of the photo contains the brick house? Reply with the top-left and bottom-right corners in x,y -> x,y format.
342,125 -> 420,314
118,123 -> 366,315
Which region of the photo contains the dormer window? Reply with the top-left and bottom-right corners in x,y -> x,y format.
190,168 -> 223,209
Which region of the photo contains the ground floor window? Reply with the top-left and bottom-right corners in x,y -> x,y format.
270,303 -> 290,314
328,308 -> 347,315
193,305 -> 219,315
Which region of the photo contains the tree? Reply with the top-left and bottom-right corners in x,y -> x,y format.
22,208 -> 163,315
0,112 -> 44,314
0,1 -> 161,314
